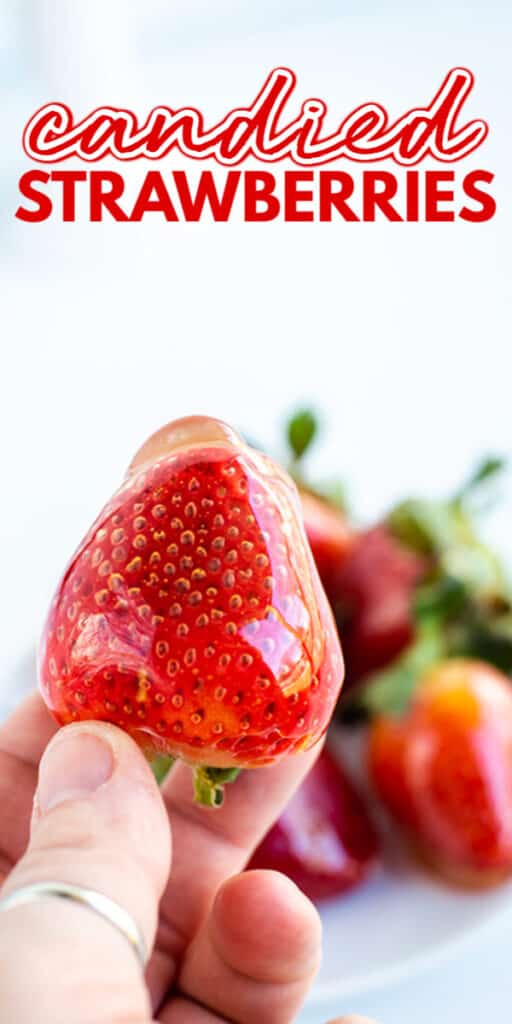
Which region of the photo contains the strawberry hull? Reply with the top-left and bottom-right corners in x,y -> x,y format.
39,423 -> 343,777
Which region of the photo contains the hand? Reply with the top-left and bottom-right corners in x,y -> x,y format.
0,693 -> 376,1023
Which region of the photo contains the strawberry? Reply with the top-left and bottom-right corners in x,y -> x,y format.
297,501 -> 421,688
248,745 -> 379,901
300,491 -> 354,594
39,416 -> 343,805
330,525 -> 427,686
369,659 -> 512,884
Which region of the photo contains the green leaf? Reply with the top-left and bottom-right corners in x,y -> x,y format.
414,575 -> 468,621
439,542 -> 508,605
454,455 -> 506,504
388,496 -> 509,608
287,409 -> 318,461
387,499 -> 458,555
352,622 -> 446,718
150,754 -> 175,785
447,612 -> 512,675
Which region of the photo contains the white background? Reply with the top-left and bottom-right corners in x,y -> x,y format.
1,2 -> 512,1021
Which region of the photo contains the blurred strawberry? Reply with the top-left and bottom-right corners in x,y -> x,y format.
300,491 -> 354,592
369,659 -> 512,885
285,410 -> 427,687
330,526 -> 427,686
249,745 -> 379,901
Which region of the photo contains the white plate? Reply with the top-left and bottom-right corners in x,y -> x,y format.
2,654 -> 512,1011
312,845 -> 512,1006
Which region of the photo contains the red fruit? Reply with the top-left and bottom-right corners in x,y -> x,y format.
39,417 -> 343,804
329,525 -> 426,684
369,659 -> 512,884
300,491 -> 354,592
249,745 -> 379,901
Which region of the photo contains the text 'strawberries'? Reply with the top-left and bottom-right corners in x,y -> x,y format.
39,416 -> 344,807
16,68 -> 496,223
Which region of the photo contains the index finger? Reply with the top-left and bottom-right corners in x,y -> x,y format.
0,692 -> 59,875
147,740 -> 321,1007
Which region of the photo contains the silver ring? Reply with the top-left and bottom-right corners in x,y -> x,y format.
0,882 -> 147,968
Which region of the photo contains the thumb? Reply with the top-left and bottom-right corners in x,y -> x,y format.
0,721 -> 171,1024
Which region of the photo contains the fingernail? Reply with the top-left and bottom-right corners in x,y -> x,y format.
38,730 -> 115,813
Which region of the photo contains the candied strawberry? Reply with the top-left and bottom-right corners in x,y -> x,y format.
39,417 -> 343,804
249,745 -> 379,901
369,659 -> 512,884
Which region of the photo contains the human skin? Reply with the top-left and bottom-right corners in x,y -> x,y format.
0,694 -> 376,1023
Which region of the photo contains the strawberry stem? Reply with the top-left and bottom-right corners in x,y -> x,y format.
193,766 -> 241,807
